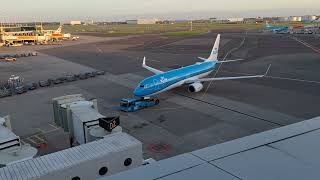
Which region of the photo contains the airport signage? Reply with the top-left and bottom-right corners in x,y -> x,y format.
99,117 -> 120,132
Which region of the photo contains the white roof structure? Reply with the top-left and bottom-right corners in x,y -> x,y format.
0,132 -> 142,180
71,106 -> 104,123
102,116 -> 320,180
0,116 -> 37,166
0,145 -> 37,165
0,125 -> 18,146
2,114 -> 320,180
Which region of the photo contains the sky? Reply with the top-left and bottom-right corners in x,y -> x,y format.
1,0 -> 319,22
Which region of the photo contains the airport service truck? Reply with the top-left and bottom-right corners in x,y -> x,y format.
120,97 -> 159,112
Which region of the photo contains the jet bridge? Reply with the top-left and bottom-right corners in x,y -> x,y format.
52,94 -> 121,145
0,116 -> 37,166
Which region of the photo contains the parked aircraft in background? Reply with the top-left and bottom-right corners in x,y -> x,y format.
265,22 -> 289,33
44,25 -> 71,40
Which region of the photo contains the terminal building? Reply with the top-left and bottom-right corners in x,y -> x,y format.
288,16 -> 302,22
70,21 -> 82,26
126,19 -> 159,25
227,17 -> 244,23
0,24 -> 71,46
0,25 -> 52,45
0,25 -> 48,45
302,15 -> 318,22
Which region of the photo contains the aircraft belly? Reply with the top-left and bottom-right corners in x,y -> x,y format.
184,71 -> 212,84
146,82 -> 181,96
144,70 -> 213,97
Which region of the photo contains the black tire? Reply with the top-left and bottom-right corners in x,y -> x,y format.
155,99 -> 160,105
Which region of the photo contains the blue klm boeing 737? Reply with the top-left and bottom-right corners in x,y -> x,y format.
134,34 -> 270,97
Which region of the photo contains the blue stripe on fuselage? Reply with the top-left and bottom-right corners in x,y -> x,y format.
134,61 -> 216,97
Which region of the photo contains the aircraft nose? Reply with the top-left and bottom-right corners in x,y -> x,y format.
134,87 -> 144,97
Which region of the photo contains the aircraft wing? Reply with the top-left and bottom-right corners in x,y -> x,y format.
186,65 -> 271,83
142,57 -> 164,75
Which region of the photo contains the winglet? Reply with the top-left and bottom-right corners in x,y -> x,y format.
143,56 -> 146,66
141,56 -> 164,75
264,64 -> 272,77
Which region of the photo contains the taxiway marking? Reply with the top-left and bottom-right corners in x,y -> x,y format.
221,70 -> 320,85
290,36 -> 320,54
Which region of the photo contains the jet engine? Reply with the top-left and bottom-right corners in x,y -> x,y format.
188,82 -> 203,93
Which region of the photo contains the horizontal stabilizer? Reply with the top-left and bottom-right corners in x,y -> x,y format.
216,59 -> 244,63
198,57 -> 244,63
197,57 -> 218,62
197,57 -> 208,61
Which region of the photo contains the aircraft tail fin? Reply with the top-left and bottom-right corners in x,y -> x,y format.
55,25 -> 62,34
266,22 -> 272,28
206,34 -> 220,61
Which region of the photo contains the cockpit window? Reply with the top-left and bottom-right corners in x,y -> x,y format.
140,85 -> 145,88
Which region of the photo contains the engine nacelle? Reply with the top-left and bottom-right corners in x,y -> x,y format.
188,82 -> 203,93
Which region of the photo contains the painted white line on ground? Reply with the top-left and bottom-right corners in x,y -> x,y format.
26,137 -> 37,145
20,140 -> 26,145
155,40 -> 181,49
97,47 -> 103,53
147,59 -> 161,63
221,70 -> 320,85
267,75 -> 320,84
36,128 -> 45,133
290,36 -> 320,54
49,123 -> 59,129
33,136 -> 45,143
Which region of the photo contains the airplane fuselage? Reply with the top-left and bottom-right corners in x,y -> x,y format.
267,26 -> 288,32
272,27 -> 288,32
134,61 -> 216,97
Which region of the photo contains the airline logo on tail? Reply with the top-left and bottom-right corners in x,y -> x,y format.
207,34 -> 220,61
55,26 -> 62,34
51,26 -> 63,38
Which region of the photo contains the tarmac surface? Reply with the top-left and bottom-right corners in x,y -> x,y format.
0,32 -> 320,159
